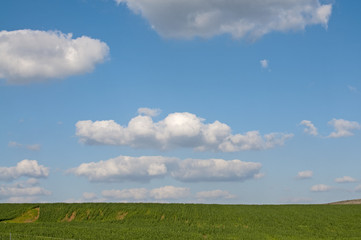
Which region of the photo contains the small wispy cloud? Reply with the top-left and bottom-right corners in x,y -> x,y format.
355,185 -> 361,192
328,119 -> 360,138
8,141 -> 22,148
335,176 -> 356,183
299,120 -> 318,136
196,190 -> 236,200
137,107 -> 161,117
26,144 -> 41,151
281,197 -> 314,204
310,184 -> 332,192
8,141 -> 41,151
348,85 -> 358,93
260,59 -> 269,69
297,170 -> 313,179
300,119 -> 360,138
102,186 -> 190,201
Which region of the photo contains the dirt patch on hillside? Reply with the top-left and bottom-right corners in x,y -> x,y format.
328,199 -> 361,205
25,207 -> 40,223
6,207 -> 40,223
62,211 -> 77,222
116,211 -> 128,220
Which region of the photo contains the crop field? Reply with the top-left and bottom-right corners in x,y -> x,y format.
0,203 -> 361,239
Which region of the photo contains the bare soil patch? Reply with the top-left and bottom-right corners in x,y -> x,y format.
116,211 -> 128,220
6,207 -> 40,223
62,211 -> 77,222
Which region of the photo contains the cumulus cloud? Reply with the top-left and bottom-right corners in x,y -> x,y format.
0,178 -> 50,202
76,110 -> 293,152
0,185 -> 51,199
0,30 -> 109,84
172,158 -> 261,182
196,190 -> 236,200
0,160 -> 49,181
328,119 -> 360,138
335,176 -> 356,183
297,170 -> 313,179
115,0 -> 332,39
69,155 -> 178,182
102,186 -> 190,201
260,59 -> 268,69
300,120 -> 318,136
70,155 -> 262,183
310,184 -> 332,192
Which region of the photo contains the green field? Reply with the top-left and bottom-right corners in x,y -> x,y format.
1,203 -> 361,239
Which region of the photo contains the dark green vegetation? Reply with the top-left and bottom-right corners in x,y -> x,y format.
1,203 -> 361,239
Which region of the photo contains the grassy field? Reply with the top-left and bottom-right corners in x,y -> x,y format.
1,203 -> 361,239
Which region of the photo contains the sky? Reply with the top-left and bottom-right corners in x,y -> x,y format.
0,0 -> 360,204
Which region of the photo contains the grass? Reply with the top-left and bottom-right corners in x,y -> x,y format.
1,203 -> 361,239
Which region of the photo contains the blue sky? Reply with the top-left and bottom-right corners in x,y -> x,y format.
0,0 -> 360,204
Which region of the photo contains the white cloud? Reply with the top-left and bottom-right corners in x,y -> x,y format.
254,173 -> 265,179
8,141 -> 22,148
102,186 -> 190,201
150,186 -> 190,200
12,178 -> 40,188
76,111 -> 293,152
70,155 -> 262,183
115,0 -> 332,40
5,197 -> 40,203
196,190 -> 236,200
8,142 -> 41,151
300,120 -> 318,136
260,59 -> 268,69
335,176 -> 356,183
102,188 -> 148,200
26,144 -> 41,151
310,184 -> 332,192
69,155 -> 178,182
0,30 -> 109,84
297,170 -> 313,179
328,119 -> 360,138
0,160 -> 49,181
0,185 -> 51,199
137,107 -> 161,117
172,158 -> 261,182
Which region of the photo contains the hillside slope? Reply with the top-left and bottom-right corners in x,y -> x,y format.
329,199 -> 361,205
1,203 -> 361,239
